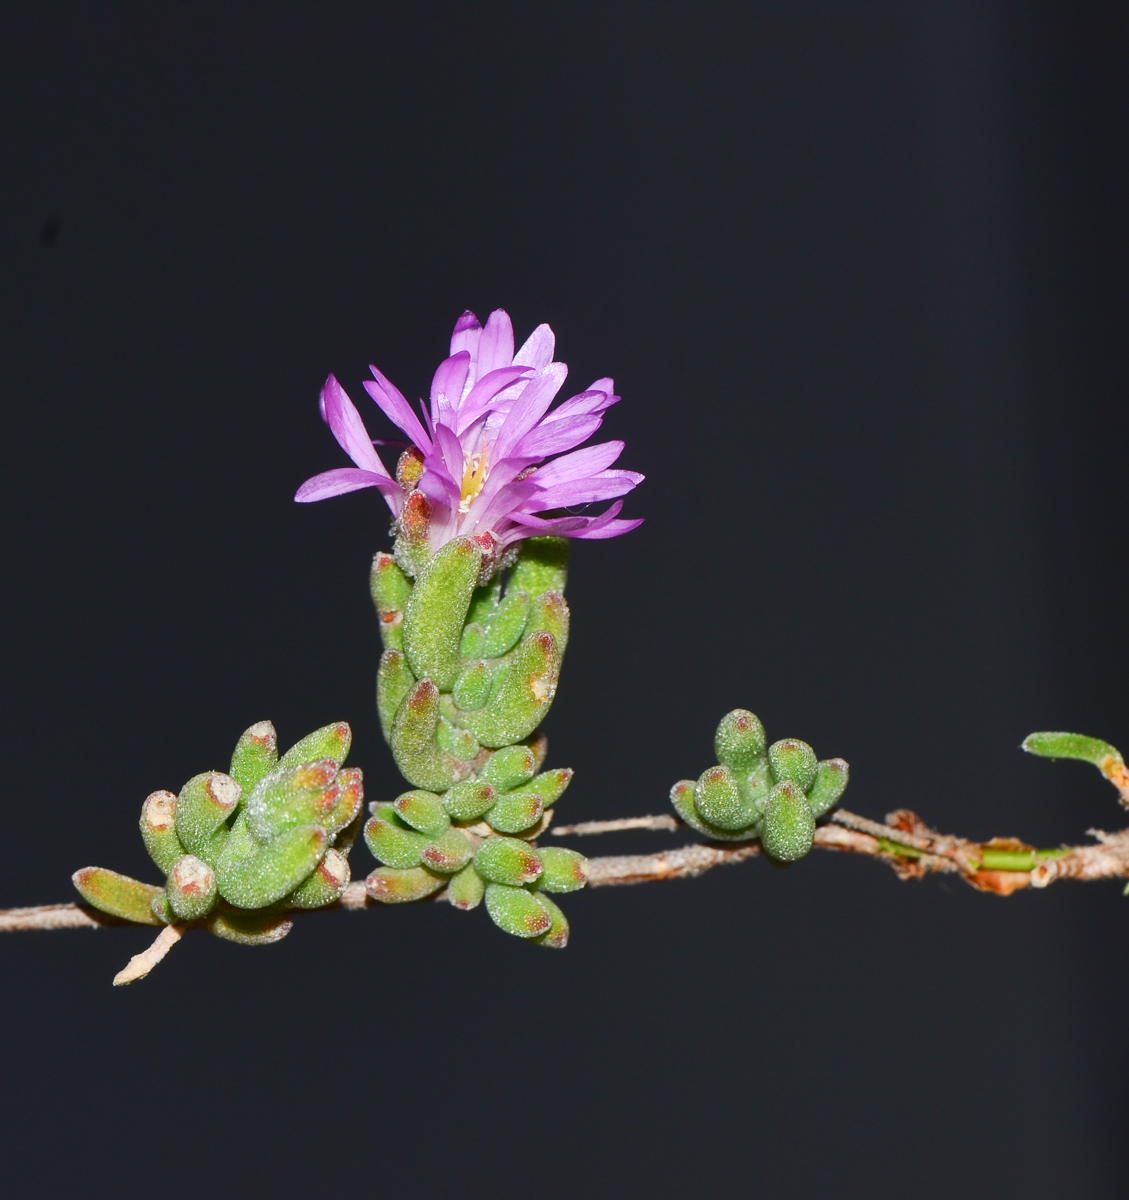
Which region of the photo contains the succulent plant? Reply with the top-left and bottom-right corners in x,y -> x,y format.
365,532 -> 587,945
670,709 -> 849,861
72,720 -> 362,944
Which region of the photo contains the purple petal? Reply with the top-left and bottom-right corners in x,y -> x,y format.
525,440 -> 625,488
430,352 -> 471,427
450,311 -> 482,359
573,516 -> 645,539
510,413 -> 603,459
418,463 -> 460,509
505,511 -> 591,535
542,388 -> 619,424
295,467 -> 400,508
476,310 -> 516,378
491,363 -> 568,460
321,376 -> 388,475
471,480 -> 541,532
514,323 -> 555,370
432,423 -> 467,485
365,367 -> 433,453
532,470 -> 644,509
455,365 -> 532,434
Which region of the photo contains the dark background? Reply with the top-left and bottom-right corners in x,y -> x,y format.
2,3 -> 1127,1195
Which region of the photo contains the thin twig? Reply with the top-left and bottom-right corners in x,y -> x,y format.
0,903 -> 118,931
553,815 -> 681,836
4,803 -> 1129,947
112,922 -> 185,986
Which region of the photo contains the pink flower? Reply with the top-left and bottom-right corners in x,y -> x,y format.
296,310 -> 643,564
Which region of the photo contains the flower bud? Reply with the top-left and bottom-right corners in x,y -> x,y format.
139,790 -> 184,874
229,720 -> 279,794
485,884 -> 552,938
767,739 -> 818,792
536,846 -> 589,893
714,709 -> 767,773
166,854 -> 218,921
760,780 -> 816,862
473,837 -> 544,886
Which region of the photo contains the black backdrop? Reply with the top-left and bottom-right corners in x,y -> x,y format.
2,4 -> 1127,1196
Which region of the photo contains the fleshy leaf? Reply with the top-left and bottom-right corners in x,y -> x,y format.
370,551 -> 412,651
484,883 -> 552,938
474,837 -> 544,886
72,867 -> 163,926
760,780 -> 816,862
279,722 -> 352,769
1022,732 -> 1123,768
403,537 -> 482,691
175,772 -> 241,865
390,680 -> 474,792
166,854 -> 218,921
139,790 -> 185,874
229,721 -> 279,794
714,710 -> 767,773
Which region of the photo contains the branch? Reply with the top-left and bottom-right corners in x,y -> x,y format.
552,806 -> 1129,895
3,805 -> 1127,961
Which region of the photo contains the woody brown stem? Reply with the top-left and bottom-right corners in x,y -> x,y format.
3,806 -> 1128,938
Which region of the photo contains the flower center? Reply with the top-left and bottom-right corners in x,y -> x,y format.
459,452 -> 488,514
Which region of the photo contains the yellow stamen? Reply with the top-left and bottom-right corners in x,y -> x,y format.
459,453 -> 489,513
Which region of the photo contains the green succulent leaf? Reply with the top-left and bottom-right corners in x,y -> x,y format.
403,536 -> 482,691
365,865 -> 447,903
229,721 -> 280,794
175,771 -> 241,865
139,790 -> 186,874
370,551 -> 412,651
484,883 -> 552,938
1022,731 -> 1123,769
278,721 -> 352,769
166,854 -> 218,921
72,867 -> 163,926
